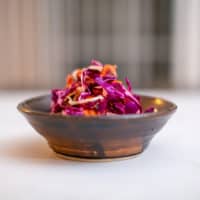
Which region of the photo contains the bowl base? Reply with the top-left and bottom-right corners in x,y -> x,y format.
54,151 -> 141,162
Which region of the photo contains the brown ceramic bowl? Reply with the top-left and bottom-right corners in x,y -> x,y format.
17,94 -> 177,161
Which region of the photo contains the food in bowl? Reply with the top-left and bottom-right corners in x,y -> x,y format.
17,59 -> 177,161
51,60 -> 155,116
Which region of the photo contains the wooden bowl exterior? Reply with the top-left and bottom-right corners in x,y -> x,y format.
18,95 -> 177,160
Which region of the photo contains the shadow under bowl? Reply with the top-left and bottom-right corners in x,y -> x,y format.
17,94 -> 177,161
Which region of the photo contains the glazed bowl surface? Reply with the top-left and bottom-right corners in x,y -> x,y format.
17,94 -> 177,160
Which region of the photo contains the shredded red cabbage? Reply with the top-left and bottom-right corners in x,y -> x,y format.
51,60 -> 155,116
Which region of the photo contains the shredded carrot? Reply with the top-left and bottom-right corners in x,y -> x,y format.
101,64 -> 117,77
83,110 -> 98,116
77,69 -> 82,79
102,88 -> 107,97
66,75 -> 74,88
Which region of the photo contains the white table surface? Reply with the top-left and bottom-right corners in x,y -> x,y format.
0,90 -> 199,200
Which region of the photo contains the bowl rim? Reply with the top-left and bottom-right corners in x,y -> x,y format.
17,94 -> 177,120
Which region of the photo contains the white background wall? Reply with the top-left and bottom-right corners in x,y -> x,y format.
172,0 -> 200,89
1,0 -> 198,89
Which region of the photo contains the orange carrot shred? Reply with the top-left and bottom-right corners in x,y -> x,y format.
101,64 -> 117,77
66,75 -> 74,87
